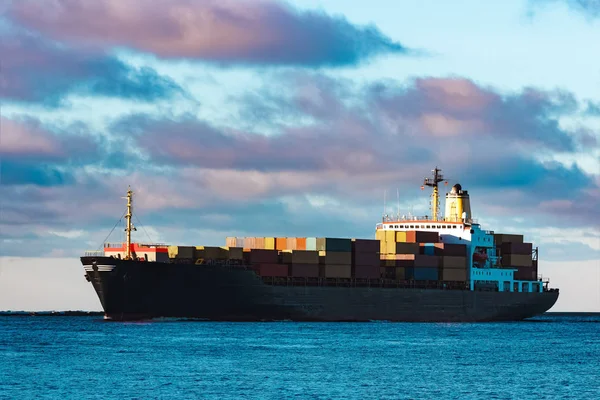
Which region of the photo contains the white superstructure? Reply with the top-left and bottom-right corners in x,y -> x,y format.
375,167 -> 543,293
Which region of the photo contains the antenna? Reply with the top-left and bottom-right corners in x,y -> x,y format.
383,189 -> 387,217
423,166 -> 444,221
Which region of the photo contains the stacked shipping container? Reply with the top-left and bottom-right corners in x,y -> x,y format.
495,234 -> 536,280
376,230 -> 441,280
352,239 -> 380,279
438,243 -> 468,281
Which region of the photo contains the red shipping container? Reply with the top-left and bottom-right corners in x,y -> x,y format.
258,263 -> 289,277
354,265 -> 380,279
290,263 -> 319,278
352,239 -> 380,253
248,249 -> 278,264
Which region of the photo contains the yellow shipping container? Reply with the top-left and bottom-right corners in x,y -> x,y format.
385,230 -> 395,243
379,239 -> 387,254
396,231 -> 407,242
264,237 -> 275,250
168,245 -> 179,259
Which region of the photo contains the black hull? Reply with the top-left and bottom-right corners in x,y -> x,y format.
81,257 -> 559,322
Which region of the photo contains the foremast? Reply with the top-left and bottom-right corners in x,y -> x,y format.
123,186 -> 136,260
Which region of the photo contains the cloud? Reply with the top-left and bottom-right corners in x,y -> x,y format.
113,74 -> 598,226
0,116 -> 97,185
585,100 -> 600,116
370,77 -> 580,152
529,0 -> 600,19
6,0 -> 409,67
0,116 -> 135,187
1,73 -> 598,260
0,31 -> 183,104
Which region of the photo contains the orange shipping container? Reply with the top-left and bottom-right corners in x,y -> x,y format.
255,237 -> 265,249
296,237 -> 307,250
276,237 -> 287,251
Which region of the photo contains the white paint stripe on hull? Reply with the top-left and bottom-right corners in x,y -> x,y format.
83,265 -> 116,272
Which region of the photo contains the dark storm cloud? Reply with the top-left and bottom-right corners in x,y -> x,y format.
6,0 -> 410,67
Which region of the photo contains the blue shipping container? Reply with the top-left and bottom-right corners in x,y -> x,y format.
406,267 -> 439,281
421,243 -> 435,256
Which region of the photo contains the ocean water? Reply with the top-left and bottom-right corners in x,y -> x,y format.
0,314 -> 598,399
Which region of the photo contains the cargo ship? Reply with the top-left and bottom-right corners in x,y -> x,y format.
81,167 -> 559,322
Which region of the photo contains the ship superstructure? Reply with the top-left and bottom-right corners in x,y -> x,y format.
376,167 -> 544,294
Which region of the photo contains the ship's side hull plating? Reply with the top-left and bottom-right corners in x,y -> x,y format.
82,257 -> 559,322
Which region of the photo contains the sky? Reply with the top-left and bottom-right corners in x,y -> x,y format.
0,0 -> 599,312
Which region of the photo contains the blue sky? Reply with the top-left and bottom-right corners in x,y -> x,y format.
0,0 -> 598,311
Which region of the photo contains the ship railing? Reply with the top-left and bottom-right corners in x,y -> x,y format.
382,215 -> 479,225
84,250 -> 105,257
103,242 -> 170,248
104,243 -> 124,248
136,243 -> 170,248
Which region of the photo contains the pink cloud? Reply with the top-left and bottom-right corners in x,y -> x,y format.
0,117 -> 62,157
7,0 -> 407,66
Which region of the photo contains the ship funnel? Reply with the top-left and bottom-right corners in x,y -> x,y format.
445,183 -> 472,222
